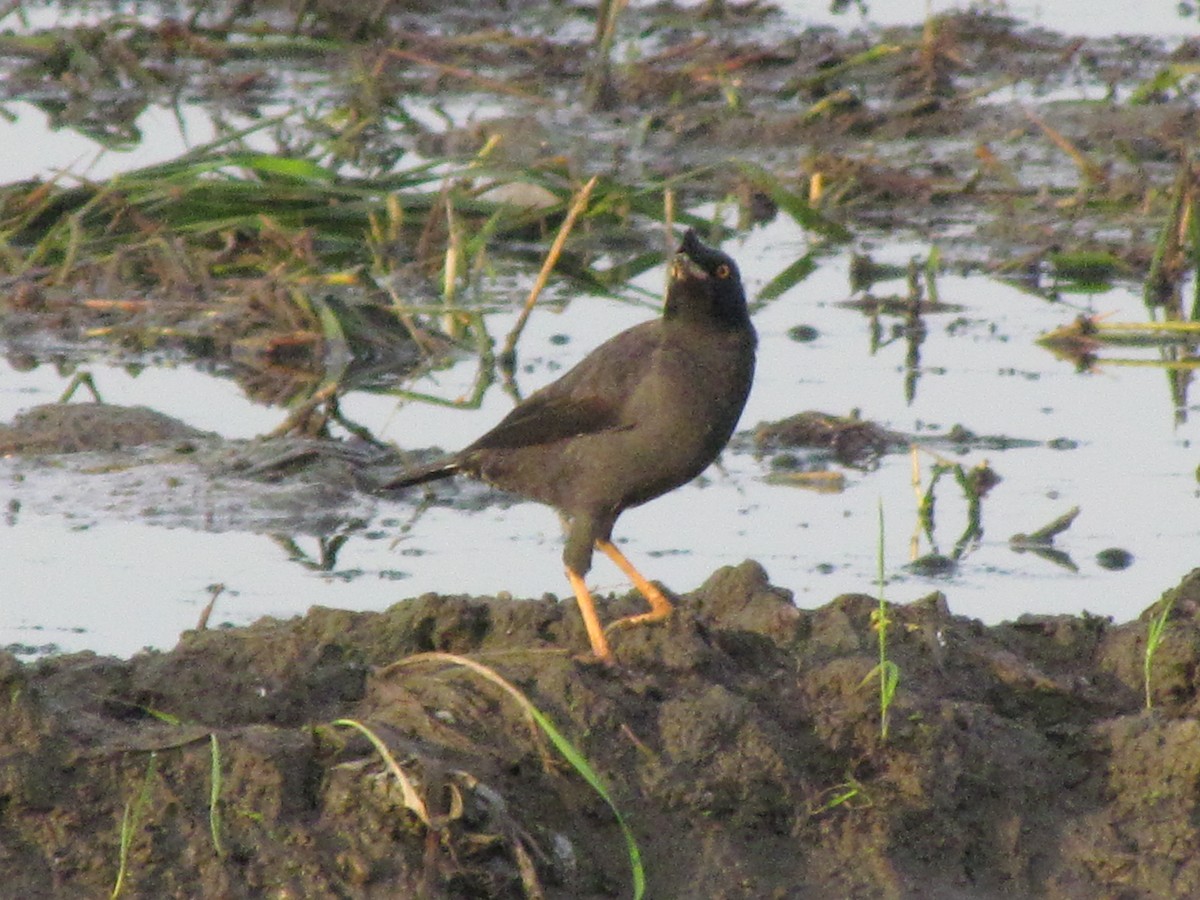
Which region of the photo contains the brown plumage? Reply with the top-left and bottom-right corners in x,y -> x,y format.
381,229 -> 756,662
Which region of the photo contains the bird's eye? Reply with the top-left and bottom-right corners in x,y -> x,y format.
716,263 -> 731,279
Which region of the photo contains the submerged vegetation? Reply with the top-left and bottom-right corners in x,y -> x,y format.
3,0 -> 1200,387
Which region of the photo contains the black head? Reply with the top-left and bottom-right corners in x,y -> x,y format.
664,229 -> 750,329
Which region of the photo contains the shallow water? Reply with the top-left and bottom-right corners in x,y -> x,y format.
2,3 -> 1198,657
4,212 -> 1197,656
792,0 -> 1195,38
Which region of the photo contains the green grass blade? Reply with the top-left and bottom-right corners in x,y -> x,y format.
756,251 -> 818,304
111,751 -> 158,899
734,161 -> 852,242
209,734 -> 225,858
1144,596 -> 1176,710
389,652 -> 646,900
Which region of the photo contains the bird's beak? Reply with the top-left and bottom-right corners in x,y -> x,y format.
670,252 -> 707,282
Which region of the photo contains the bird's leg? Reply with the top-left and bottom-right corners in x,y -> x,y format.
565,567 -> 614,663
596,539 -> 674,633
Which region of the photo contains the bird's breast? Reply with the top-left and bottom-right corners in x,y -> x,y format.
605,326 -> 753,502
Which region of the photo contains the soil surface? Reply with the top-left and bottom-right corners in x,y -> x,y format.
5,558 -> 1200,898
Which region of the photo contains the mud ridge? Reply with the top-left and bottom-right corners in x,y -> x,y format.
5,562 -> 1200,898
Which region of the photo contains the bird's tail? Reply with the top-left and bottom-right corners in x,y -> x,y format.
375,459 -> 460,491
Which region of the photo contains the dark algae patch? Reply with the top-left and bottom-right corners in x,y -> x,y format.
2,564 -> 1200,897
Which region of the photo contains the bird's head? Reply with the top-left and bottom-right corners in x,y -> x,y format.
665,229 -> 751,328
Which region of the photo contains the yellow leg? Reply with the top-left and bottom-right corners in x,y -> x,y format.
597,539 -> 674,633
566,567 -> 614,663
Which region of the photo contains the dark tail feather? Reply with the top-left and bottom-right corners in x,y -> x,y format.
376,459 -> 460,491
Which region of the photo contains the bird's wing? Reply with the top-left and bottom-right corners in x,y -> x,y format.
466,394 -> 626,450
466,322 -> 659,451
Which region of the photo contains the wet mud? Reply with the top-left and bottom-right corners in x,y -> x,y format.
5,561 -> 1200,898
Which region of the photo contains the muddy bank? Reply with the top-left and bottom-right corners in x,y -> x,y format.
4,561 -> 1200,898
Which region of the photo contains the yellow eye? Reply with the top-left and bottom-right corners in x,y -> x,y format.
716,263 -> 731,279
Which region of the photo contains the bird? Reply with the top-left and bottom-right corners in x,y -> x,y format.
379,229 -> 756,662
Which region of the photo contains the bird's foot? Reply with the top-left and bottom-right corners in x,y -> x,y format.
566,567 -> 617,664
573,648 -> 620,670
593,539 -> 675,635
